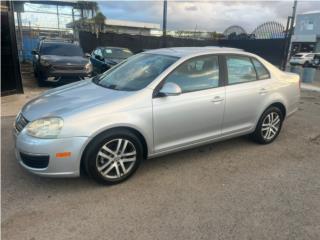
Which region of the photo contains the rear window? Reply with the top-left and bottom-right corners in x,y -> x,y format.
252,58 -> 270,80
40,43 -> 83,57
294,54 -> 303,57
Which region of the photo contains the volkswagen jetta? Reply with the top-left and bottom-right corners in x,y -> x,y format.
14,47 -> 300,184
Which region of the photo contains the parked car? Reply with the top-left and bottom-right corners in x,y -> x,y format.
90,47 -> 133,75
289,52 -> 317,67
310,54 -> 320,69
32,39 -> 92,86
14,47 -> 300,185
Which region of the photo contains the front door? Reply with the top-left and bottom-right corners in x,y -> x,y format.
152,55 -> 225,153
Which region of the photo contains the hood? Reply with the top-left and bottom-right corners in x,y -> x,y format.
41,55 -> 88,66
22,80 -> 135,121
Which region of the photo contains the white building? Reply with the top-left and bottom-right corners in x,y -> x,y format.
291,11 -> 320,53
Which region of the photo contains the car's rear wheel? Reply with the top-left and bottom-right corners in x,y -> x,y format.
84,129 -> 143,185
251,106 -> 283,144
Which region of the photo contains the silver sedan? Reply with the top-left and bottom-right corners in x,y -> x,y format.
13,47 -> 300,184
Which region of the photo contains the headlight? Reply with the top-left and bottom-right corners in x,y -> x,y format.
85,62 -> 92,73
26,117 -> 63,139
40,59 -> 50,66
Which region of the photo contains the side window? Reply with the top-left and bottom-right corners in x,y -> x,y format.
251,58 -> 270,80
226,56 -> 257,84
164,55 -> 220,93
306,54 -> 314,58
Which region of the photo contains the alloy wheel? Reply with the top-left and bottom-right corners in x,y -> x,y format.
261,112 -> 281,141
96,139 -> 137,179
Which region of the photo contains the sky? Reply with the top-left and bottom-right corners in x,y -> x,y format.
19,1 -> 320,33
97,0 -> 320,32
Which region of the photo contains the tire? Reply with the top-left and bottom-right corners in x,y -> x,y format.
303,61 -> 309,67
83,129 -> 143,185
33,68 -> 38,78
251,106 -> 284,144
37,73 -> 46,87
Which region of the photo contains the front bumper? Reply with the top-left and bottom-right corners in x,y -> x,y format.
13,130 -> 89,177
39,66 -> 91,81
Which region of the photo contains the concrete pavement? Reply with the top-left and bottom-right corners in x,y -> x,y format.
2,90 -> 320,240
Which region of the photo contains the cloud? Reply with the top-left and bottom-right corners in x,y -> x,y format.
184,4 -> 198,11
98,1 -> 320,33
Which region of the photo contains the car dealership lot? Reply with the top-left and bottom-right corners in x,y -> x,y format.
2,89 -> 320,240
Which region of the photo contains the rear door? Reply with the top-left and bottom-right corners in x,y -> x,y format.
221,55 -> 272,136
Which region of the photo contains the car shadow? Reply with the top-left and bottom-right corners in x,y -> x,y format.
2,114 -> 263,194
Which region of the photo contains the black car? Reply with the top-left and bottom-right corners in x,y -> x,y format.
90,47 -> 133,75
32,40 -> 92,86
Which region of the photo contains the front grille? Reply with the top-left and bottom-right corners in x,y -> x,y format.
20,152 -> 49,169
15,113 -> 29,133
52,65 -> 84,71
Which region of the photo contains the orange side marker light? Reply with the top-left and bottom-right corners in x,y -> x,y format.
56,152 -> 71,158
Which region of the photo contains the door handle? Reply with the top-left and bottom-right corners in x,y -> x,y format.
211,96 -> 224,103
259,88 -> 268,95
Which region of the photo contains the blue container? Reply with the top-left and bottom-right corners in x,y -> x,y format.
22,34 -> 39,61
302,67 -> 316,83
289,65 -> 303,78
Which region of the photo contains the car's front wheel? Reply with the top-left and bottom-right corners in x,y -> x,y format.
83,129 -> 143,185
251,106 -> 284,144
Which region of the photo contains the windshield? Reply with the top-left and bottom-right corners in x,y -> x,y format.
40,43 -> 83,57
93,53 -> 178,91
102,48 -> 133,59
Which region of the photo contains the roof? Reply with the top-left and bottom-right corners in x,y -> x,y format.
301,11 -> 320,15
40,40 -> 78,46
105,19 -> 160,30
145,47 -> 244,57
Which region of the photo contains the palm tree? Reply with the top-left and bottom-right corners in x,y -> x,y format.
93,11 -> 106,33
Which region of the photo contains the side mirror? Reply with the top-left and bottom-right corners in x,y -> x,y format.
31,50 -> 38,55
85,53 -> 91,58
95,55 -> 104,61
159,82 -> 182,97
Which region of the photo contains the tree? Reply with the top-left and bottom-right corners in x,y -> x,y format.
93,11 -> 106,34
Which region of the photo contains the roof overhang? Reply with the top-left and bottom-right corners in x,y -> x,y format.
105,19 -> 160,30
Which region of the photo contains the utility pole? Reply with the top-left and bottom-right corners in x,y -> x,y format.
290,0 -> 298,33
56,4 -> 60,37
282,0 -> 298,70
162,0 -> 167,47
